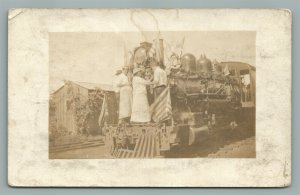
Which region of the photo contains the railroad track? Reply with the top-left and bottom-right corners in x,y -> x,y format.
49,139 -> 105,153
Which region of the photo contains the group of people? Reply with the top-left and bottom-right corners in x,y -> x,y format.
114,61 -> 168,124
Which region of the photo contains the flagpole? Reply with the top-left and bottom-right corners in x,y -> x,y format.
98,95 -> 106,127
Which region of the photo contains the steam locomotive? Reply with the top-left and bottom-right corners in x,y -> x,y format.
102,39 -> 255,158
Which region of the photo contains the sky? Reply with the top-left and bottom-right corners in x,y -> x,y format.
49,31 -> 255,92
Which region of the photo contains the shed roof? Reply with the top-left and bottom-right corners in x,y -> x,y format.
72,81 -> 114,91
51,80 -> 114,95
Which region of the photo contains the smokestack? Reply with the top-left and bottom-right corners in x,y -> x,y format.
154,38 -> 164,66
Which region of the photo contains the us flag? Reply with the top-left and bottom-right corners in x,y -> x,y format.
149,87 -> 172,123
98,96 -> 108,127
113,132 -> 160,158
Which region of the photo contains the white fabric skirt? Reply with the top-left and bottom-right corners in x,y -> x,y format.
119,86 -> 132,119
131,91 -> 151,123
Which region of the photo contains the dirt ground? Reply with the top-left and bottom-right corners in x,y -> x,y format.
165,123 -> 255,158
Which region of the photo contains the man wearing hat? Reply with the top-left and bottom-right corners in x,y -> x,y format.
115,66 -> 132,124
151,60 -> 168,100
131,67 -> 154,123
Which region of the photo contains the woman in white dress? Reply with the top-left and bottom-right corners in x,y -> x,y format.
131,68 -> 154,123
116,66 -> 133,123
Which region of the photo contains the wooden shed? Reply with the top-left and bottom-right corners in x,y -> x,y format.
49,81 -> 115,136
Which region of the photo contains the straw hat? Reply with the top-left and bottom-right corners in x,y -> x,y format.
122,65 -> 129,70
115,70 -> 122,76
133,68 -> 142,75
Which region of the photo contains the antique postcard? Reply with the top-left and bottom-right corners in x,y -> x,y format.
8,9 -> 291,187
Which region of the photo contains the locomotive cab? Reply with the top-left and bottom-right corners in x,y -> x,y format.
219,61 -> 256,108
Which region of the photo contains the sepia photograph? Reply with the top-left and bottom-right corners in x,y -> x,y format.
49,31 -> 256,159
8,9 -> 290,187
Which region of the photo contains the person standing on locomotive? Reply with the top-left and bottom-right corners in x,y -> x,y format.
130,68 -> 154,123
151,61 -> 168,100
145,67 -> 154,105
115,66 -> 133,124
